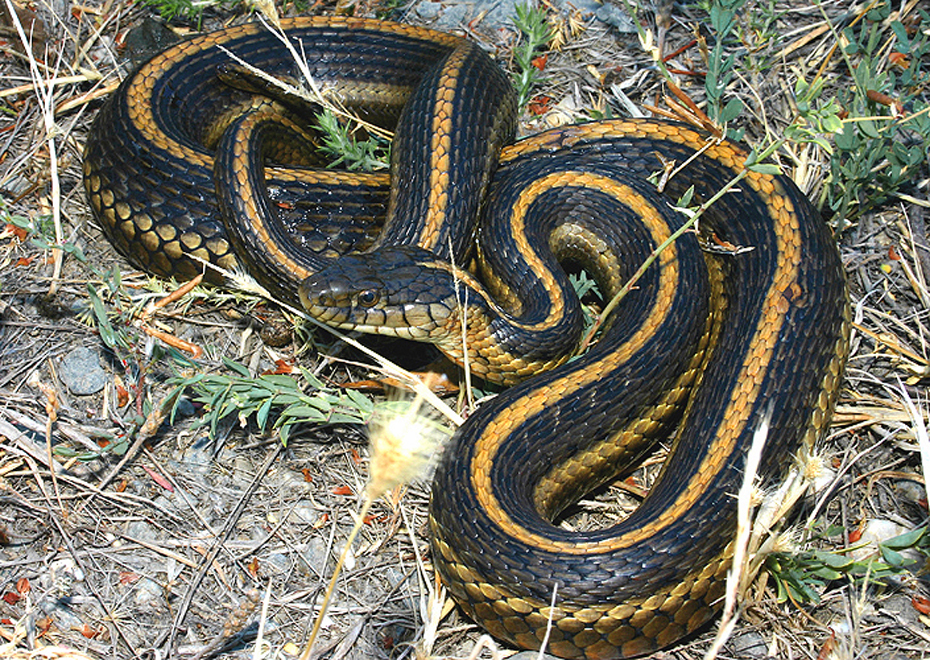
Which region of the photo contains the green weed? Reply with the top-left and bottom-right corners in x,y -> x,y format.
314,108 -> 391,172
511,3 -> 554,109
168,358 -> 376,445
766,525 -> 930,604
824,2 -> 930,226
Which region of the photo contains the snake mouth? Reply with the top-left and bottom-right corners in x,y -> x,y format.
298,263 -> 458,341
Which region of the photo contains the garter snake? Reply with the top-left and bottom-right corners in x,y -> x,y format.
83,16 -> 850,659
84,16 -> 514,298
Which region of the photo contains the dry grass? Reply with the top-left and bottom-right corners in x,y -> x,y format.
1,0 -> 929,659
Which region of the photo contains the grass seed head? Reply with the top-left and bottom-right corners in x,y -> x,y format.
366,384 -> 450,500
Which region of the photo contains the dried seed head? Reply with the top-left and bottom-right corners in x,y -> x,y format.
771,529 -> 801,554
366,381 -> 452,500
802,452 -> 835,492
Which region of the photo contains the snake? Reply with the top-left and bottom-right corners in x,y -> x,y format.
82,15 -> 850,660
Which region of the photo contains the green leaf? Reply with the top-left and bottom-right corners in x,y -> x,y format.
328,412 -> 366,425
87,284 -> 120,350
890,21 -> 910,51
859,119 -> 880,139
882,526 -> 926,550
821,114 -> 843,134
346,388 -> 375,413
879,545 -> 904,567
256,397 -> 273,430
261,374 -> 301,389
747,163 -> 782,175
280,405 -> 329,421
222,357 -> 251,377
719,97 -> 744,123
811,566 -> 843,580
834,124 -> 859,151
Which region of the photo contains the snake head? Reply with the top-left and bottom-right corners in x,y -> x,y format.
298,246 -> 466,342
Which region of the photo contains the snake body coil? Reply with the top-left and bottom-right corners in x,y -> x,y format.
83,16 -> 849,659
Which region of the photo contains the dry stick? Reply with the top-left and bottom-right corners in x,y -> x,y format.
3,0 -> 64,295
298,498 -> 373,660
536,583 -> 559,660
703,408 -> 771,660
16,451 -> 142,658
0,72 -> 97,98
215,16 -> 393,142
896,381 -> 930,502
578,164 -> 750,353
160,443 -> 284,655
451,237 -> 476,412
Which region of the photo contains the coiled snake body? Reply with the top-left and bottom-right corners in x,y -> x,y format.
84,16 -> 849,659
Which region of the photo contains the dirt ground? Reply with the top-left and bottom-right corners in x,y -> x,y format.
1,0 -> 930,659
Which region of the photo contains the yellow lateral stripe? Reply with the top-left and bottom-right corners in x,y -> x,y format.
470,160 -> 801,555
131,16 -> 464,173
421,46 -> 469,249
470,178 -> 682,549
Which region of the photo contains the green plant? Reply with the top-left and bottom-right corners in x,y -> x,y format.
314,108 -> 391,172
766,525 -> 930,604
141,0 -> 238,25
168,358 -> 378,444
735,0 -> 781,74
698,0 -> 748,128
81,267 -> 383,448
1,200 -> 86,263
511,3 -> 554,109
824,2 -> 930,226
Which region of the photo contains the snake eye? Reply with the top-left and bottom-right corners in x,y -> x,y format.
357,289 -> 380,308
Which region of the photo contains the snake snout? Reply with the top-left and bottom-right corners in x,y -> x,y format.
298,247 -> 464,340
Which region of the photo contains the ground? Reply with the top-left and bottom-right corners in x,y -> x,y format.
1,0 -> 929,659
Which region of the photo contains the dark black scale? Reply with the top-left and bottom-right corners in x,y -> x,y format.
429,124 -> 848,641
375,41 -> 517,260
83,20 -> 480,288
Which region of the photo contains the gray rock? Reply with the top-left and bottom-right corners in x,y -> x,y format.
132,577 -> 164,605
409,0 -> 632,33
727,630 -> 768,657
594,3 -> 637,33
58,346 -> 107,395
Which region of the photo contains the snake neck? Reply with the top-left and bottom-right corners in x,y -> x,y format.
424,261 -> 586,387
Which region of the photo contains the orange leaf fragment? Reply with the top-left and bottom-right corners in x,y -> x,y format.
118,571 -> 140,585
4,223 -> 27,241
79,623 -> 102,639
142,465 -> 174,491
527,94 -> 552,116
889,51 -> 909,68
912,595 -> 930,614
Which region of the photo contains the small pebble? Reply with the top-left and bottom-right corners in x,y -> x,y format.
58,346 -> 107,395
133,577 -> 164,605
727,630 -> 768,658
